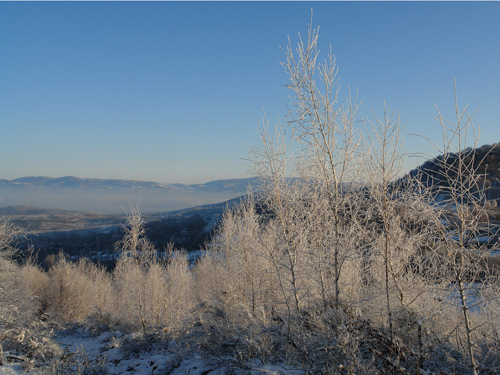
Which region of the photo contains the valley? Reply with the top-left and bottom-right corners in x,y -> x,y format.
1,198 -> 243,270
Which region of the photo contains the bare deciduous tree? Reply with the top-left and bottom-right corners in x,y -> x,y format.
250,19 -> 363,320
363,105 -> 406,343
420,85 -> 500,374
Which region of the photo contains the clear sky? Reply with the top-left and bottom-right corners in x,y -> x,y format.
1,2 -> 499,184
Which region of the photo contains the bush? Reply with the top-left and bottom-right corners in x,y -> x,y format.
43,255 -> 111,324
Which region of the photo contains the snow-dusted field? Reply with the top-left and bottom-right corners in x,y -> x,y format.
1,327 -> 303,375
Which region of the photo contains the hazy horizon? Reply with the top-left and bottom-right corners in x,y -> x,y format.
1,174 -> 255,186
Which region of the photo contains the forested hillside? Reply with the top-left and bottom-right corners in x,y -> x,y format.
408,142 -> 500,202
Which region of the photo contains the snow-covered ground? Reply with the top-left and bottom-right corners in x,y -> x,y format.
0,364 -> 24,375
1,327 -> 303,375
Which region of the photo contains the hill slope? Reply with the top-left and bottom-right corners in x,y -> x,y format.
406,142 -> 500,202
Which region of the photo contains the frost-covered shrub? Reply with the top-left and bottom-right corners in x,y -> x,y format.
110,209 -> 194,332
164,251 -> 194,333
43,256 -> 107,323
0,218 -> 49,366
19,263 -> 50,317
0,219 -> 30,330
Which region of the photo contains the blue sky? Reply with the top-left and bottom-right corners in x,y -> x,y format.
1,2 -> 499,184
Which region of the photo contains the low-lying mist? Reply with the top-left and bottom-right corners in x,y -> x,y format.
0,177 -> 257,214
0,188 -> 243,214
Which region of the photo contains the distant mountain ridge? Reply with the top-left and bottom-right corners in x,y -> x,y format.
0,176 -> 259,192
0,176 -> 260,214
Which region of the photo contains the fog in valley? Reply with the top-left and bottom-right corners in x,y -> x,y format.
0,177 -> 257,214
